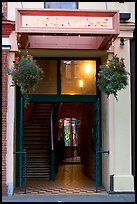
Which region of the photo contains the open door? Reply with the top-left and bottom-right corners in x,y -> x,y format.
94,98 -> 102,192
16,86 -> 24,186
58,118 -> 81,163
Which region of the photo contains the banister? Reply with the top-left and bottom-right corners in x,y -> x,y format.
50,108 -> 54,150
14,150 -> 27,194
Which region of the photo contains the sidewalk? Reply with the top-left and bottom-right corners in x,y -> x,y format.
2,193 -> 135,202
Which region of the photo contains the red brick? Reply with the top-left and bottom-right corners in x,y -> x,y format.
2,48 -> 8,195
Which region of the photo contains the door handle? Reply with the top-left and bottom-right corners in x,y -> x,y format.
97,149 -> 109,154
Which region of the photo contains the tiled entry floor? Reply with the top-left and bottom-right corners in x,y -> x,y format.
14,164 -> 106,195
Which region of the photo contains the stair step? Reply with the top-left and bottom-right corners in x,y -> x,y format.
25,165 -> 50,168
31,115 -> 51,117
24,139 -> 49,143
24,126 -> 49,130
26,159 -> 50,163
24,132 -> 49,135
32,111 -> 51,113
24,171 -> 50,174
24,137 -> 49,140
32,111 -> 51,114
23,172 -> 50,178
33,107 -> 52,110
24,140 -> 50,143
26,153 -> 50,157
24,129 -> 49,133
24,175 -> 50,179
30,114 -> 50,116
24,147 -> 50,150
23,102 -> 52,179
24,122 -> 50,128
24,149 -> 50,152
30,116 -> 51,119
29,119 -> 50,122
24,143 -> 50,146
26,121 -> 50,124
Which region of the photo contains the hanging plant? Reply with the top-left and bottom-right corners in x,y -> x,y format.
7,54 -> 44,106
97,55 -> 130,101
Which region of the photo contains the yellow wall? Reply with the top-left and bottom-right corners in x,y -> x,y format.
8,2 -> 135,23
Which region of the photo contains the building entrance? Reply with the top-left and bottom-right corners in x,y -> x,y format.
15,57 -> 103,194
15,100 -> 104,195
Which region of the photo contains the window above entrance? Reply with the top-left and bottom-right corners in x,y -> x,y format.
61,60 -> 96,95
29,59 -> 96,96
30,59 -> 57,94
44,2 -> 78,9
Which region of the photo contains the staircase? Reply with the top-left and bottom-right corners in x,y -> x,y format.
23,103 -> 53,180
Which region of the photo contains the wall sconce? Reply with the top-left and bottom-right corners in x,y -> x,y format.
85,64 -> 91,74
120,37 -> 125,46
79,80 -> 84,88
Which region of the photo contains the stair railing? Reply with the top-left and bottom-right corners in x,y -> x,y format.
50,108 -> 54,151
50,108 -> 55,180
14,150 -> 27,194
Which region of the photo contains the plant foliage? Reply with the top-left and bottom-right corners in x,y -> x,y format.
97,55 -> 130,101
7,55 -> 44,106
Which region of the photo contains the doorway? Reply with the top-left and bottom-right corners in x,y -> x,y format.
58,117 -> 81,163
15,100 -> 104,195
15,57 -> 103,194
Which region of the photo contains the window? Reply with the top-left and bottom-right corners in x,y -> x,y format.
61,60 -> 96,95
30,59 -> 97,96
44,2 -> 78,9
30,59 -> 57,94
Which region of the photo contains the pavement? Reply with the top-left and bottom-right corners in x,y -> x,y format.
2,193 -> 135,202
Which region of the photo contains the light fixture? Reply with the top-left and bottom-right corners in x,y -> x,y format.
120,37 -> 125,46
112,41 -> 114,47
85,64 -> 91,73
79,80 -> 83,88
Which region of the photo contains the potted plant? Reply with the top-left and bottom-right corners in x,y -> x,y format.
97,55 -> 130,101
7,54 -> 44,106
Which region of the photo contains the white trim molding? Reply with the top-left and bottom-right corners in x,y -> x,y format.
2,37 -> 11,50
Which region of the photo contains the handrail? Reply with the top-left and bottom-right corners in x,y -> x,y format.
14,150 -> 27,194
50,108 -> 54,150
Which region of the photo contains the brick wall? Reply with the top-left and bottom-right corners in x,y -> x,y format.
2,1 -> 8,196
2,51 -> 8,195
2,1 -> 15,195
2,2 -> 7,20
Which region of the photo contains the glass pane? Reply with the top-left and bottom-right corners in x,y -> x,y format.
61,60 -> 96,95
72,118 -> 78,146
64,118 -> 71,146
44,2 -> 77,9
30,59 -> 57,94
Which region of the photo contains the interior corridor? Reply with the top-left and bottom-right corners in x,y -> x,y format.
14,164 -> 106,195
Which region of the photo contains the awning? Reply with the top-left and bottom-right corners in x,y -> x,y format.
15,9 -> 120,51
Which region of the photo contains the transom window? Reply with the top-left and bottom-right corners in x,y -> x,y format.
44,2 -> 78,9
30,59 -> 97,96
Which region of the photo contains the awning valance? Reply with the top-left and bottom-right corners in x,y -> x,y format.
15,9 -> 120,50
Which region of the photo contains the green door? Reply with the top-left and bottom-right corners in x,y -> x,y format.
16,86 -> 24,186
94,98 -> 102,192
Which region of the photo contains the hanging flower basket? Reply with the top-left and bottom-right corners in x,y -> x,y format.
7,54 -> 44,106
97,55 -> 130,101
